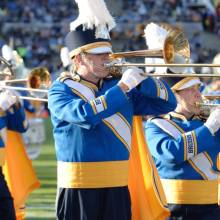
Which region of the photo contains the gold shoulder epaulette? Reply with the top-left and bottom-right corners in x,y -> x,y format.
71,74 -> 81,82
0,109 -> 6,117
57,76 -> 69,83
59,72 -> 81,82
60,71 -> 71,78
147,116 -> 161,122
164,114 -> 171,120
147,114 -> 169,122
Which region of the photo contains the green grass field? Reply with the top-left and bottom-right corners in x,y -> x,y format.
25,119 -> 57,220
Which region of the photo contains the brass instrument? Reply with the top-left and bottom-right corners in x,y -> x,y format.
0,67 -> 51,102
108,23 -> 190,76
201,95 -> 220,100
196,95 -> 220,119
107,62 -> 220,68
105,61 -> 220,78
110,24 -> 190,65
194,53 -> 220,117
0,56 -> 14,77
106,24 -> 220,76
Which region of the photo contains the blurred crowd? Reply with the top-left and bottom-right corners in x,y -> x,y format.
0,0 -> 220,78
0,0 -> 76,74
114,0 -> 220,63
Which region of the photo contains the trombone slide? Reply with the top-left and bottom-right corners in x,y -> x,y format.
110,49 -> 163,59
107,62 -> 220,68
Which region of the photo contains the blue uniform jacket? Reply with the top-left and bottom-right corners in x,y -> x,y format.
48,75 -> 176,188
48,76 -> 177,163
145,112 -> 220,180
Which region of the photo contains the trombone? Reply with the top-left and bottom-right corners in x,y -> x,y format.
110,24 -> 190,64
107,63 -> 220,68
105,61 -> 220,78
107,24 -> 220,77
108,23 -> 192,75
0,67 -> 50,102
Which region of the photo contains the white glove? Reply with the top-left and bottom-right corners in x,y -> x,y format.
118,67 -> 147,91
204,108 -> 220,135
0,90 -> 17,111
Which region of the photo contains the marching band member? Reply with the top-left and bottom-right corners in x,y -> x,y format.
48,0 -> 177,219
145,76 -> 220,219
1,44 -> 36,115
1,46 -> 40,220
0,86 -> 28,220
144,23 -> 220,219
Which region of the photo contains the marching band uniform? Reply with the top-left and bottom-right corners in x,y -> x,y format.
3,94 -> 40,220
49,69 -> 177,220
1,46 -> 40,220
145,76 -> 220,219
0,94 -> 28,220
48,1 -> 177,219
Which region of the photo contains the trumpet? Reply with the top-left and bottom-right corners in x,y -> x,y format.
0,67 -> 51,102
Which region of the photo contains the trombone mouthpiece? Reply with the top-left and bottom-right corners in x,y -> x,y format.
195,102 -> 202,107
104,63 -> 111,68
104,60 -> 123,77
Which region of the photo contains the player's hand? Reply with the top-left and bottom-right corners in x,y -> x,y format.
118,67 -> 147,92
0,90 -> 17,111
204,107 -> 220,135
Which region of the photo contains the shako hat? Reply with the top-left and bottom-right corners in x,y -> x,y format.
65,0 -> 115,58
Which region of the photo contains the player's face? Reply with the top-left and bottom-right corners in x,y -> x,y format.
176,84 -> 202,116
83,53 -> 110,79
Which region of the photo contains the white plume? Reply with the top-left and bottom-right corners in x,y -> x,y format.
213,53 -> 220,74
60,47 -> 71,68
145,57 -> 167,74
12,50 -> 23,65
144,23 -> 169,73
1,45 -> 26,78
70,0 -> 116,39
144,23 -> 168,49
1,45 -> 14,61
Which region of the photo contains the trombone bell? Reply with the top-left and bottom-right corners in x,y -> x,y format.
0,67 -> 51,101
28,67 -> 51,90
109,24 -> 190,73
27,67 -> 51,99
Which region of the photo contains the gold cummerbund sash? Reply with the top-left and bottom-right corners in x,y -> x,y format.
161,179 -> 218,204
0,148 -> 5,166
57,160 -> 129,188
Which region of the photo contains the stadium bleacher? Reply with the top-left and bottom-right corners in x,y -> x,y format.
0,0 -> 219,77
